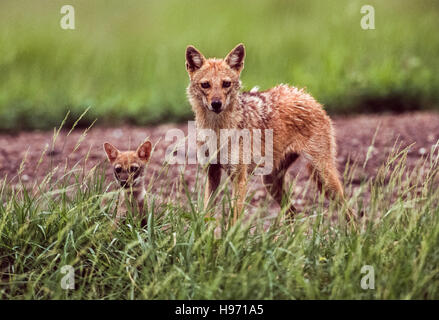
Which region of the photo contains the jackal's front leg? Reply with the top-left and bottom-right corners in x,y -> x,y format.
204,164 -> 221,216
232,165 -> 248,225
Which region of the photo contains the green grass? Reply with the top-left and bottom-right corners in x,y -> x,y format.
1,0 -> 439,130
1,124 -> 439,299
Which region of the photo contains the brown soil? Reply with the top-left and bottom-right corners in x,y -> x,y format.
1,112 -> 438,212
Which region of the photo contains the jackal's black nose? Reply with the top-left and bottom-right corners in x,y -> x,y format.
211,100 -> 222,113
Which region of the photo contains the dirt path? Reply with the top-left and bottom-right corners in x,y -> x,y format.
1,112 -> 438,210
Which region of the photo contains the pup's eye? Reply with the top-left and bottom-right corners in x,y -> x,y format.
129,166 -> 139,173
115,167 -> 122,174
222,81 -> 231,88
200,82 -> 210,89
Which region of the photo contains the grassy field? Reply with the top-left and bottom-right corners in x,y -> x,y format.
1,0 -> 439,300
1,124 -> 438,299
0,0 -> 439,130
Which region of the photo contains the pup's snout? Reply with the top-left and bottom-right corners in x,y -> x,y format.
211,100 -> 222,113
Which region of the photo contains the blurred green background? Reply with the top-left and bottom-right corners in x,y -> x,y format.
0,0 -> 438,130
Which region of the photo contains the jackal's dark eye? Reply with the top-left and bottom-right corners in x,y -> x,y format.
222,81 -> 231,88
200,82 -> 210,89
129,166 -> 139,173
114,167 -> 122,174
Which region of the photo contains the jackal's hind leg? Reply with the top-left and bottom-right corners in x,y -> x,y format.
263,152 -> 299,217
306,154 -> 356,223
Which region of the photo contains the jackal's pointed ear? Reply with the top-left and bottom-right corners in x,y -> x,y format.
103,142 -> 119,163
225,43 -> 245,72
186,45 -> 205,73
136,140 -> 152,162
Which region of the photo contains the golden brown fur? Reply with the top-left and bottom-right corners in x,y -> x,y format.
103,140 -> 152,226
185,44 -> 353,225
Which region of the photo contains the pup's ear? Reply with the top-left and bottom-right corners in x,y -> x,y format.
103,142 -> 119,163
186,45 -> 205,73
136,140 -> 152,162
225,43 -> 245,72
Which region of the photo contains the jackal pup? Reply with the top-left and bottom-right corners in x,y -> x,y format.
185,43 -> 352,224
103,140 -> 152,225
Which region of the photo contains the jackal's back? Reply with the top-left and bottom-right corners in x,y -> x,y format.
238,84 -> 331,138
